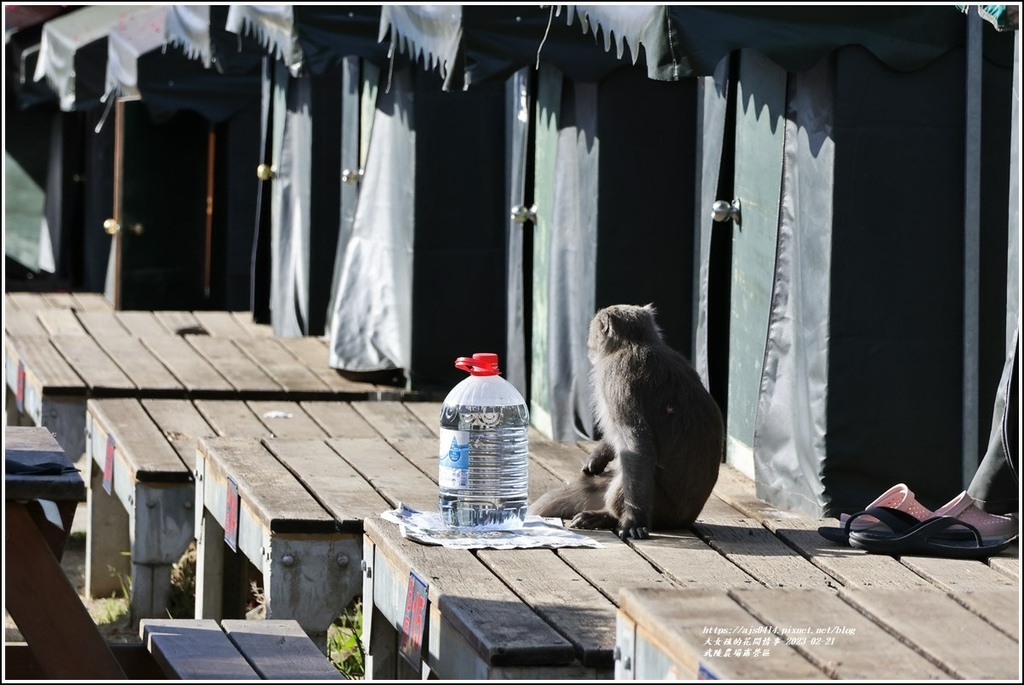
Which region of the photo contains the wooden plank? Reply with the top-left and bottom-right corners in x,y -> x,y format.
326,437 -> 439,512
194,399 -> 273,438
949,589 -> 1019,641
6,503 -> 127,680
221,619 -> 345,679
627,530 -> 760,591
895,555 -> 1019,640
70,292 -> 112,311
115,311 -> 175,338
275,337 -> 380,396
692,515 -> 836,589
477,547 -> 619,667
528,440 -> 591,482
192,310 -> 254,337
555,529 -> 679,603
298,401 -> 379,438
618,587 -> 826,679
238,338 -> 332,394
246,400 -> 329,438
140,618 -> 258,679
49,334 -> 136,393
4,309 -> 47,336
140,398 -> 218,471
730,588 -> 949,679
41,292 -> 78,309
351,401 -> 435,440
187,336 -> 283,393
388,437 -> 439,481
988,554 -> 1019,580
152,310 -> 205,335
7,292 -> 50,311
711,462 -> 798,520
88,398 -> 190,482
138,334 -> 235,395
764,517 -> 950,591
5,292 -> 24,311
528,457 -> 571,502
75,310 -> 133,339
402,401 -> 443,435
199,436 -> 337,534
91,336 -> 187,396
8,336 -> 86,394
365,515 -> 578,668
262,438 -> 392,532
230,310 -> 275,336
36,309 -> 88,336
838,587 -> 1019,680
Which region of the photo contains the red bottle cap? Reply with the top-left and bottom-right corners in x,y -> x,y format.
454,353 -> 501,376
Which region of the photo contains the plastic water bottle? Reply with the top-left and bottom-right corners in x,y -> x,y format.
438,352 -> 529,530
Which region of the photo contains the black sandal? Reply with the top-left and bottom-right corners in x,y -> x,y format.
848,516 -> 1018,560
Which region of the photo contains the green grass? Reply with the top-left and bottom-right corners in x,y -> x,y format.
328,599 -> 366,678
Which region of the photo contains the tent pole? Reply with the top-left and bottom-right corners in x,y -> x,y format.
962,7 -> 983,489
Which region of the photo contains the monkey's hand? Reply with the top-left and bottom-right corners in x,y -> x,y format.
616,511 -> 650,540
582,441 -> 615,475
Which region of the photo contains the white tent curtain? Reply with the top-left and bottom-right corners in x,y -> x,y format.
327,65 -> 415,371
34,5 -> 147,111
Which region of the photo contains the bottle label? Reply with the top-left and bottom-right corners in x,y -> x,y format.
439,428 -> 470,489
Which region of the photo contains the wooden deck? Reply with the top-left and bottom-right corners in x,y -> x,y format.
3,291 -> 436,463
4,293 -> 1019,679
86,397 -> 1017,678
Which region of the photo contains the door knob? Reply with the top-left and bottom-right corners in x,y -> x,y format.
256,163 -> 276,181
712,198 -> 741,225
103,219 -> 143,236
511,204 -> 537,224
341,168 -> 364,184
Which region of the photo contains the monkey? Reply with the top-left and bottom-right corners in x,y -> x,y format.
529,303 -> 724,540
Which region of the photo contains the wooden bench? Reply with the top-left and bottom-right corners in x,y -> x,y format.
359,450 -> 1019,680
82,398 -> 437,627
191,401 -> 448,647
614,584 -> 1020,680
4,293 -> 426,465
4,426 -> 126,679
7,618 -> 347,680
139,618 -> 346,679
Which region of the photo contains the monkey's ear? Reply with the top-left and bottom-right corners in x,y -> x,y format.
643,302 -> 658,315
599,311 -> 614,338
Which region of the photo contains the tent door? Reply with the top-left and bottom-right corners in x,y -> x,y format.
105,98 -> 211,310
723,51 -> 787,478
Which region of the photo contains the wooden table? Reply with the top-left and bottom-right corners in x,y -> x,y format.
4,292 -> 428,464
358,441 -> 1020,680
74,396 -> 1018,679
4,426 -> 126,679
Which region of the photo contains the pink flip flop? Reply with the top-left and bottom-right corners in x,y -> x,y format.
931,491 -> 1019,541
838,483 -> 932,531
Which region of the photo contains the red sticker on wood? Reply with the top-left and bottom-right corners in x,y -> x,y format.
224,476 -> 240,552
399,570 -> 428,669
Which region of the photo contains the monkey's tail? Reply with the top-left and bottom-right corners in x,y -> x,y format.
529,473 -> 611,518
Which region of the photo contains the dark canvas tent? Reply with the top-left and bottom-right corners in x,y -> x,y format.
564,4 -> 1019,516
18,5 -> 264,308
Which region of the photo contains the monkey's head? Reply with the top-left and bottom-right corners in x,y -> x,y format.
588,303 -> 663,359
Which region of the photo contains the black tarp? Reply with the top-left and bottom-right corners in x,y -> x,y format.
566,4 -> 1018,515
